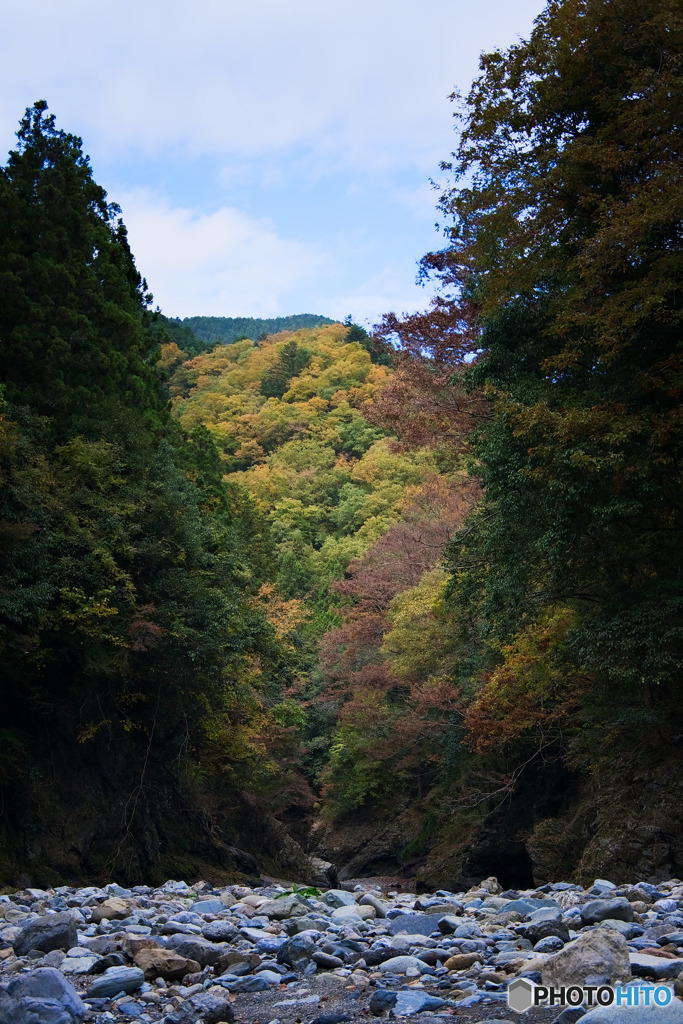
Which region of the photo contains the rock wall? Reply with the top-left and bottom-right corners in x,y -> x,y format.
312,761 -> 683,891
0,729 -> 314,889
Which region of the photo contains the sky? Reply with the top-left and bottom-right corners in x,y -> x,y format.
1,0 -> 546,327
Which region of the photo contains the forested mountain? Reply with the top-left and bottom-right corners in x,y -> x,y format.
163,323 -> 479,809
165,0 -> 683,886
180,315 -> 335,347
1,0 -> 681,891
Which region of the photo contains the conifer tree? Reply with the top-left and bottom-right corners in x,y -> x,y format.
0,101 -> 164,438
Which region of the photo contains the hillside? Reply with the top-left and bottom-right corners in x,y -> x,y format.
165,324 -> 479,819
180,314 -> 336,347
1,0 -> 681,893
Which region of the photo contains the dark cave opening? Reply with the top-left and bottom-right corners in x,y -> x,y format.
463,841 -> 535,890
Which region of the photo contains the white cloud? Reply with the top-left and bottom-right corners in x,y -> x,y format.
0,0 -> 547,323
119,190 -> 328,318
0,0 -> 545,177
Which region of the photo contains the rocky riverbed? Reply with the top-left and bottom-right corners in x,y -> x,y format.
2,874 -> 683,1024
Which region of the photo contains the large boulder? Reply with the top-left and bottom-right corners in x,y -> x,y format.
134,948 -> 201,980
0,967 -> 86,1024
163,935 -> 225,967
580,899 -> 634,926
14,913 -> 79,956
542,929 -> 631,987
582,999 -> 683,1022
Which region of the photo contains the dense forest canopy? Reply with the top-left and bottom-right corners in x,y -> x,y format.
0,0 -> 681,888
181,315 -> 336,347
379,0 -> 682,774
0,102 -> 297,882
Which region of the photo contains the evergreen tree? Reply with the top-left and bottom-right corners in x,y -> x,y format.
0,105 -> 286,881
0,101 -> 164,438
261,340 -> 311,399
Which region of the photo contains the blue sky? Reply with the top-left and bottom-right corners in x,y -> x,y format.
1,0 -> 545,327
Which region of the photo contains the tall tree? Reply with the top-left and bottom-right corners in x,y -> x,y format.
0,101 -> 164,438
396,0 -> 683,761
0,105 -> 287,882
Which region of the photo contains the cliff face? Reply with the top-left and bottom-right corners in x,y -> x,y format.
3,727 -> 681,891
0,729 -> 314,889
311,759 -> 683,892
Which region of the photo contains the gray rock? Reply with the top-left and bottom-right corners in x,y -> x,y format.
552,1011 -> 586,1023
313,951 -> 345,969
163,986 -> 235,1023
274,994 -> 322,1007
503,899 -> 559,916
277,934 -> 317,967
437,915 -> 466,934
454,921 -> 483,938
218,959 -> 252,976
91,952 -> 127,972
59,955 -> 98,975
629,952 -> 683,979
239,926 -> 269,941
581,998 -> 683,1022
221,975 -> 272,992
365,945 -> 401,966
35,951 -> 66,969
644,921 -> 679,940
535,936 -> 566,953
254,935 -> 287,954
393,990 -> 446,1015
320,890 -> 356,909
378,955 -> 433,974
521,917 -> 570,945
191,899 -> 225,914
590,880 -> 617,896
359,894 -> 388,918
542,929 -> 631,987
370,990 -> 398,1015
594,920 -> 642,940
0,968 -> 86,1024
255,969 -> 284,984
387,914 -> 442,936
201,920 -> 238,942
580,899 -> 634,926
86,965 -> 144,998
14,913 -> 79,956
163,935 -> 225,966
258,896 -> 309,919
160,920 -> 202,935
